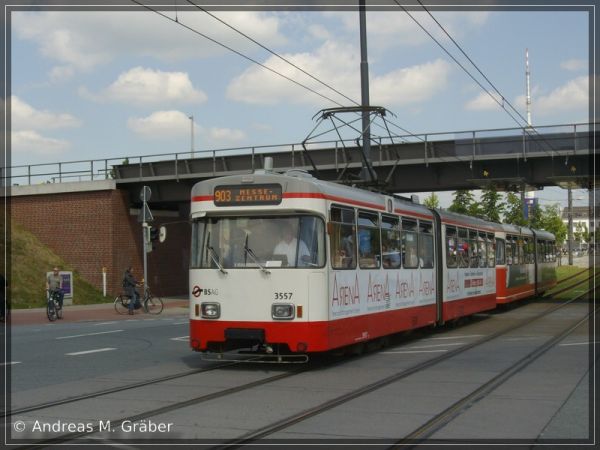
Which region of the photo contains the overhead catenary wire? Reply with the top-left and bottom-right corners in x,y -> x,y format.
395,0 -> 557,159
135,0 -> 421,149
185,0 -> 420,141
185,0 -> 360,108
130,0 -> 347,109
130,1 -> 508,178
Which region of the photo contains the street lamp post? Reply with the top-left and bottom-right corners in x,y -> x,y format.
189,115 -> 194,157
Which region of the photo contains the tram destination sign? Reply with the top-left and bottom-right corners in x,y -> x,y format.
214,184 -> 282,206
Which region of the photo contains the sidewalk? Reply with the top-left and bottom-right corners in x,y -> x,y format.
4,298 -> 189,326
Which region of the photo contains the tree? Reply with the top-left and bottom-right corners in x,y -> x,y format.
423,192 -> 440,209
448,190 -> 475,215
504,192 -> 527,226
535,203 -> 567,245
480,186 -> 504,223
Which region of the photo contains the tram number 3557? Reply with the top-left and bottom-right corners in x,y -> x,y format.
274,292 -> 294,300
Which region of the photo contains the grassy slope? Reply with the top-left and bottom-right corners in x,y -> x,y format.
10,222 -> 110,308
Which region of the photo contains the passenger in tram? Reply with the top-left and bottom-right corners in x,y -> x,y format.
337,231 -> 355,268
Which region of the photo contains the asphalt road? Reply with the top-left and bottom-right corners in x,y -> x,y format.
3,296 -> 594,445
7,312 -> 196,406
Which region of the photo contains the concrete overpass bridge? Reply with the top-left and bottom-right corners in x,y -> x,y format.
6,122 -> 595,211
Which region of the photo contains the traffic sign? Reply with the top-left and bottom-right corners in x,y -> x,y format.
140,186 -> 152,202
137,203 -> 154,223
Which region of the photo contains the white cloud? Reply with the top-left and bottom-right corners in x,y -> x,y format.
11,130 -> 71,155
11,96 -> 81,130
560,59 -> 587,72
536,76 -> 588,114
129,111 -> 247,147
13,11 -> 286,79
83,67 -> 207,106
370,59 -> 451,106
206,127 -> 246,144
330,11 -> 490,49
127,110 -> 194,139
227,40 -> 450,108
465,92 -> 504,111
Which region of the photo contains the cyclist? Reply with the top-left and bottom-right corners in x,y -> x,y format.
122,266 -> 142,315
46,266 -> 64,316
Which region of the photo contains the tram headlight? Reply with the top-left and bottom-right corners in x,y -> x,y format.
271,303 -> 295,320
201,302 -> 220,319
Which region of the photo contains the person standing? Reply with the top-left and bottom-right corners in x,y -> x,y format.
122,266 -> 141,315
46,266 -> 64,313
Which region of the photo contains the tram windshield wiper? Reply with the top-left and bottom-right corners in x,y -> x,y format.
206,232 -> 227,274
244,233 -> 270,274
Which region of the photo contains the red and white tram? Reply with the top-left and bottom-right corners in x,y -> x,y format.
494,225 -> 557,304
188,169 -> 556,359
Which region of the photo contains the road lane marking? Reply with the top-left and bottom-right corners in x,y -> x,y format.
65,348 -> 116,356
170,336 -> 189,342
56,330 -> 123,340
560,341 -> 600,346
381,350 -> 448,354
172,321 -> 188,325
0,361 -> 21,366
94,321 -> 118,326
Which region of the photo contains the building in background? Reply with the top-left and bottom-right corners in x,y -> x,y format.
561,206 -> 597,254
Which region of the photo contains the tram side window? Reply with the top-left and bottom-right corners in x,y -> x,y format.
496,238 -> 506,265
330,206 -> 356,269
487,234 -> 495,267
523,238 -> 531,264
446,226 -> 458,268
477,232 -> 487,268
358,211 -> 381,269
457,228 -> 469,268
468,230 -> 479,268
419,221 -> 434,268
537,240 -> 544,261
551,241 -> 557,262
506,236 -> 513,265
546,241 -> 554,262
402,218 -> 419,268
381,215 -> 401,269
529,238 -> 536,263
517,238 -> 525,264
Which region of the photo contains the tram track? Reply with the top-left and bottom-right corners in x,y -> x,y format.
11,365 -> 311,448
217,288 -> 594,447
543,274 -> 593,299
4,361 -> 241,418
10,287 -> 593,446
393,300 -> 596,447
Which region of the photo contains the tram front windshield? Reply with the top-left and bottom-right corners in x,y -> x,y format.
192,216 -> 325,269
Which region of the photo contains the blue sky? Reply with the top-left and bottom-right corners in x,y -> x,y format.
8,3 -> 593,207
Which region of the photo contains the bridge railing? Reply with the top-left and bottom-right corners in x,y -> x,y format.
1,122 -> 592,186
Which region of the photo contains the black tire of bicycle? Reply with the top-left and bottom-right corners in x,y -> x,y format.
114,296 -> 129,315
47,301 -> 57,322
56,301 -> 63,319
144,295 -> 164,315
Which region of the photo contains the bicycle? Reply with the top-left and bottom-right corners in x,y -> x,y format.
114,287 -> 164,315
47,290 -> 63,322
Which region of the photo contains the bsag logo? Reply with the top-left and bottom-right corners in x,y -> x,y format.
192,285 -> 219,297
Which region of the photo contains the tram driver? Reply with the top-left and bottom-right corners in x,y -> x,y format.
273,222 -> 311,267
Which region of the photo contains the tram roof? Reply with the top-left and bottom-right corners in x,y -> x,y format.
435,209 -> 502,233
191,169 -> 433,217
496,223 -> 534,236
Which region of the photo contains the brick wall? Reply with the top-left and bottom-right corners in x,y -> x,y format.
10,187 -> 189,298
